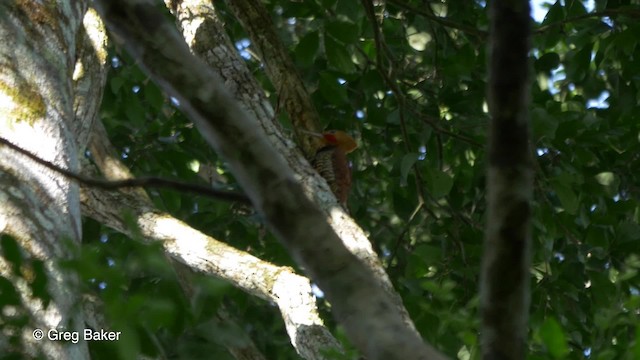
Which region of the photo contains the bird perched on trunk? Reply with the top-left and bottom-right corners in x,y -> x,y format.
301,129 -> 358,207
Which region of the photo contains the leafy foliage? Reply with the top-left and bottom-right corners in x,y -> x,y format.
44,1 -> 640,359
0,235 -> 51,354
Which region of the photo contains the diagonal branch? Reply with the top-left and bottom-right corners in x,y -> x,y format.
92,1 -> 446,359
223,0 -> 322,157
172,1 -> 422,345
83,120 -> 339,359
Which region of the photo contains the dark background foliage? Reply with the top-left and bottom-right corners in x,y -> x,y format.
5,1 -> 636,359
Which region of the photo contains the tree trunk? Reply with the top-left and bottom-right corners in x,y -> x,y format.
0,2 -> 91,358
481,1 -> 533,359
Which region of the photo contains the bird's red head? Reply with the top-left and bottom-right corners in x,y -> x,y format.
299,129 -> 358,153
321,130 -> 358,154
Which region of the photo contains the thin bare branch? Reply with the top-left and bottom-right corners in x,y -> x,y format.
0,137 -> 251,204
387,0 -> 488,39
534,8 -> 637,33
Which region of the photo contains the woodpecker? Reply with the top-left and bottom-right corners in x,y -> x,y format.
301,129 -> 358,206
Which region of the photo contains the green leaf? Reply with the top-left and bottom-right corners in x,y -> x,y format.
295,31 -> 320,67
633,325 -> 640,359
535,52 -> 561,73
566,0 -> 586,17
616,222 -> 640,242
360,70 -> 384,92
539,1 -> 565,47
110,76 -> 125,94
540,317 -> 569,359
335,0 -> 363,22
124,95 -> 145,126
320,0 -> 337,8
531,107 -> 558,141
419,279 -> 455,301
280,2 -> 314,17
565,43 -> 593,82
318,72 -> 349,105
325,20 -> 359,45
400,153 -> 419,186
594,171 -> 620,196
594,349 -> 616,360
551,181 -> 579,215
144,83 -> 164,109
387,110 -> 400,125
407,27 -> 432,51
412,244 -> 442,265
1,234 -> 22,274
360,38 -> 376,59
0,276 -> 21,306
614,25 -> 639,56
542,1 -> 565,25
31,260 -> 50,308
585,226 -> 608,248
324,35 -> 356,73
426,169 -> 454,199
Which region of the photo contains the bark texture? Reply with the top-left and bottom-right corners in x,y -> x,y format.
166,4 -> 425,355
92,1 -> 446,359
223,0 -> 323,157
481,1 -> 533,359
83,120 -> 340,359
0,2 -> 89,358
166,2 -> 345,357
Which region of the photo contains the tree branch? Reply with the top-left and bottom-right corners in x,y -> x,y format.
534,8 -> 638,34
167,4 -> 345,357
83,120 -> 339,360
169,2 -> 450,356
224,0 -> 323,157
0,136 -> 251,204
387,0 -> 488,39
92,1 -> 446,358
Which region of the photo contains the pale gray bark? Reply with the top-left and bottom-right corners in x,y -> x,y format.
68,7 -> 273,356
0,2 -> 90,358
223,0 -> 323,157
82,121 -> 337,360
92,1 -> 446,359
211,1 -> 400,308
171,2 -> 427,357
54,2 -> 338,357
171,4 -> 385,301
72,8 -> 109,151
167,1 -> 343,358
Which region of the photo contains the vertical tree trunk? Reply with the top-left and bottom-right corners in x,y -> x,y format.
0,2 -> 89,358
481,1 -> 533,359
